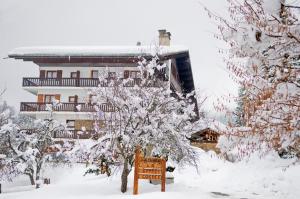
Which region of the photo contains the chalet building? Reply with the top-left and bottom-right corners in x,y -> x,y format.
190,128 -> 221,153
8,30 -> 196,139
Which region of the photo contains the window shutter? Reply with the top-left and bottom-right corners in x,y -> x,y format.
124,70 -> 129,79
57,70 -> 62,79
74,95 -> 78,103
40,70 -> 46,79
55,94 -> 61,102
37,94 -> 44,103
76,71 -> 80,78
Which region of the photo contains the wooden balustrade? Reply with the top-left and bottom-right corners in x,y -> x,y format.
22,77 -> 160,87
19,129 -> 96,139
20,102 -> 115,112
23,78 -> 99,87
54,130 -> 95,139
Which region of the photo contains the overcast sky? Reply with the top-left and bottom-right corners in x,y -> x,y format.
0,0 -> 237,113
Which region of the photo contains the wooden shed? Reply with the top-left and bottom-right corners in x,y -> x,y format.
190,128 -> 221,153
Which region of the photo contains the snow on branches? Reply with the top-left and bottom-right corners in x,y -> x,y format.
206,0 -> 300,158
0,100 -> 66,186
86,55 -> 200,192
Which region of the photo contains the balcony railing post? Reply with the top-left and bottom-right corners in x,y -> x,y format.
76,78 -> 79,87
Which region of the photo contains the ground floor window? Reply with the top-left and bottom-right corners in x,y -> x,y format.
66,120 -> 75,130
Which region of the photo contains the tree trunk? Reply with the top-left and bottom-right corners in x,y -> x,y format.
35,162 -> 42,189
121,159 -> 129,193
27,173 -> 35,185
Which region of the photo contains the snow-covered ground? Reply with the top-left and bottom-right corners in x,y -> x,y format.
1,149 -> 299,199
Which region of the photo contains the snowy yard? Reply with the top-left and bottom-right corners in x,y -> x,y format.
1,149 -> 299,199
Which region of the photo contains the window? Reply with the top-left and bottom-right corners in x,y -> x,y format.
124,70 -> 129,79
44,95 -> 56,103
108,72 -> 116,79
66,120 -> 75,130
89,95 -> 95,104
46,71 -> 58,78
71,72 -> 78,78
130,71 -> 141,78
91,70 -> 99,78
69,96 -> 76,103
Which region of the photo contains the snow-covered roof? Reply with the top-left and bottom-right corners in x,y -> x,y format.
195,120 -> 228,134
8,45 -> 189,58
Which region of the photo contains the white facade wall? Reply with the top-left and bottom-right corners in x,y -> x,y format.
39,64 -> 139,79
36,88 -> 89,103
34,61 -> 172,103
22,61 -> 173,125
21,112 -> 93,124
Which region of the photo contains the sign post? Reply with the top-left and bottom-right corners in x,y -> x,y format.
133,146 -> 166,195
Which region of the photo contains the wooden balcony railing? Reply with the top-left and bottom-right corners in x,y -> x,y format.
20,129 -> 97,139
22,77 -> 160,87
54,130 -> 96,139
20,102 -> 115,112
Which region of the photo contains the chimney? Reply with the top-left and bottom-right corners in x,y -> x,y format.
158,29 -> 171,46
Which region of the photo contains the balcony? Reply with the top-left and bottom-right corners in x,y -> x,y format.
55,130 -> 97,139
20,102 -> 115,112
23,129 -> 97,139
22,77 -> 155,87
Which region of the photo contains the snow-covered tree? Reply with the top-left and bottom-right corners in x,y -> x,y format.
0,99 -> 19,183
87,56 -> 200,193
1,102 -> 65,187
14,114 -> 35,130
206,0 -> 300,157
233,87 -> 246,126
0,101 -> 15,127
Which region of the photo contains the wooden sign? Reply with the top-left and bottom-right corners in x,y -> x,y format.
133,147 -> 166,195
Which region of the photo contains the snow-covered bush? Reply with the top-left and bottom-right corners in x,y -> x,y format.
0,101 -> 15,126
0,100 -> 20,183
86,55 -> 200,193
1,118 -> 65,186
206,0 -> 300,158
0,100 -> 67,186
